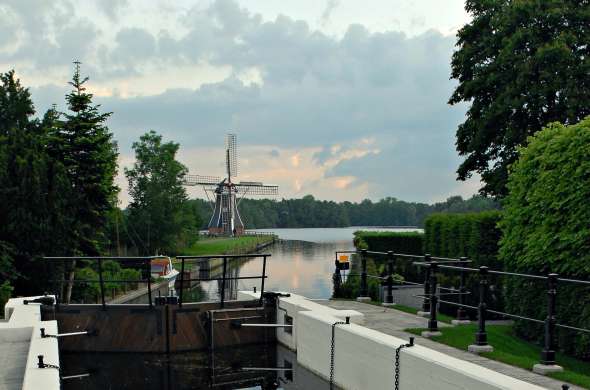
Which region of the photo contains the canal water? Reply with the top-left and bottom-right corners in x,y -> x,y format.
194,227 -> 421,301
130,226 -> 417,305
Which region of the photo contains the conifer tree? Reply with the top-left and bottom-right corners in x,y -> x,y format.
48,62 -> 119,255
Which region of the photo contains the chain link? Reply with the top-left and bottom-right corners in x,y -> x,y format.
394,338 -> 414,390
40,362 -> 60,370
330,321 -> 347,389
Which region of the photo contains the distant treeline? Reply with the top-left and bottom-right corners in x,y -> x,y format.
189,194 -> 499,229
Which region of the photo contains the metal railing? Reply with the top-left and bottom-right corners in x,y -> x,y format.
176,254 -> 269,308
44,254 -> 270,310
332,249 -> 590,370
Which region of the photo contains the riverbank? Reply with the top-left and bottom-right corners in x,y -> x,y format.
180,235 -> 277,256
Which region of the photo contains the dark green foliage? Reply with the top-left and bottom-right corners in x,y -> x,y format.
125,131 -> 201,254
499,118 -> 590,359
353,231 -> 424,284
0,70 -> 73,295
424,212 -> 504,316
450,1 -> 590,197
47,63 -> 119,255
190,194 -> 498,229
72,260 -> 142,303
353,231 -> 424,255
0,281 -> 12,313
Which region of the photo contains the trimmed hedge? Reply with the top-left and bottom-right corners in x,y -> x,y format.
499,118 -> 590,360
353,231 -> 424,255
424,211 -> 503,316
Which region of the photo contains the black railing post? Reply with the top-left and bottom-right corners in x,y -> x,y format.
97,258 -> 106,310
333,252 -> 342,298
259,255 -> 267,306
383,251 -> 394,306
455,256 -> 469,323
358,249 -> 369,301
179,258 -> 185,308
418,254 -> 431,316
468,266 -> 493,353
533,273 -> 563,374
220,257 -> 227,309
146,258 -> 153,308
426,262 -> 439,334
541,273 -> 558,364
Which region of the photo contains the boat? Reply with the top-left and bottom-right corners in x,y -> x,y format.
150,256 -> 180,289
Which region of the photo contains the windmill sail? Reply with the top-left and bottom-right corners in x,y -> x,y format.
225,133 -> 238,180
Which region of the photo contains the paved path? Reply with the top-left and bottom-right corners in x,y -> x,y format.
316,300 -> 583,390
0,339 -> 28,390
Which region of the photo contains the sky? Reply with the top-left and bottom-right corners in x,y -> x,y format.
0,0 -> 479,206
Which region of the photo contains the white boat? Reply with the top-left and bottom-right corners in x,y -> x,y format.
150,256 -> 180,289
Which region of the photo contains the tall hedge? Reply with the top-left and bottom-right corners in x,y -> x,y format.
424,211 -> 503,316
499,118 -> 590,359
353,231 -> 424,254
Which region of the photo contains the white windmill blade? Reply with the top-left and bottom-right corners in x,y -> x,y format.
183,174 -> 221,186
234,182 -> 279,196
225,133 -> 238,179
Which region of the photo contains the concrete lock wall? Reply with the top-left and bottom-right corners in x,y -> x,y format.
237,291 -> 363,351
1,296 -> 60,390
296,310 -> 546,390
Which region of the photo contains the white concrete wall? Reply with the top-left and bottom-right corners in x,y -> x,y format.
237,291 -> 364,351
1,296 -> 60,390
297,310 -> 547,390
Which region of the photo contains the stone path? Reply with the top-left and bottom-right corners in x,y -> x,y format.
0,339 -> 28,390
316,299 -> 583,390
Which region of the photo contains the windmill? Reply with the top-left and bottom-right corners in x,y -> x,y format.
184,134 -> 278,236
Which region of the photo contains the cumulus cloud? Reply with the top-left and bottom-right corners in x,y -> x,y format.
3,0 -> 478,202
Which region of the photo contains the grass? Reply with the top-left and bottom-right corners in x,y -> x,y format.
406,324 -> 590,389
183,235 -> 275,255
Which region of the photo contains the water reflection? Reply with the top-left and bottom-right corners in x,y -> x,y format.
181,227 -> 420,301
60,344 -> 329,390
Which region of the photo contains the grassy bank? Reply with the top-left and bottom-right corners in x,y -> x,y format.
406,324 -> 590,388
181,235 -> 276,256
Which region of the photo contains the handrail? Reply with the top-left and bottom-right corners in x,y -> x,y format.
332,248 -> 590,370
44,254 -> 270,310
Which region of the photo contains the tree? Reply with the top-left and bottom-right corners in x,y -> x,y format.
47,62 -> 119,255
125,131 -> 198,254
499,117 -> 590,359
0,71 -> 73,295
449,1 -> 590,197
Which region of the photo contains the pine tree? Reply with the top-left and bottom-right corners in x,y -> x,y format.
48,61 -> 119,255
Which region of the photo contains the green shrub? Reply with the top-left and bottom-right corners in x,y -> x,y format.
353,231 -> 424,255
0,281 -> 13,315
499,117 -> 590,360
424,211 -> 503,316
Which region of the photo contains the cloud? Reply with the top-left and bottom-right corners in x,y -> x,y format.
321,0 -> 340,26
5,0 -> 478,202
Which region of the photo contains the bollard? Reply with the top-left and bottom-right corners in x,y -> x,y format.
453,257 -> 470,324
357,249 -> 370,302
533,273 -> 563,374
421,262 -> 441,337
37,355 -> 45,368
468,266 -> 493,353
383,251 -> 395,306
418,254 -> 431,317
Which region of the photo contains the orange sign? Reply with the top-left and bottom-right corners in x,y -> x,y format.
338,255 -> 349,263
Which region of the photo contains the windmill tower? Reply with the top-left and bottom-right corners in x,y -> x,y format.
184,134 -> 278,236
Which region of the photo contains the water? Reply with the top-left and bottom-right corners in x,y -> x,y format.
237,227 -> 421,299
61,344 -> 329,390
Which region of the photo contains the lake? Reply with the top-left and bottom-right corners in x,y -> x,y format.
237,227 -> 422,299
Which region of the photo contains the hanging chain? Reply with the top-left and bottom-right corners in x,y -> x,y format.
40,362 -> 61,370
330,320 -> 348,389
394,337 -> 415,390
